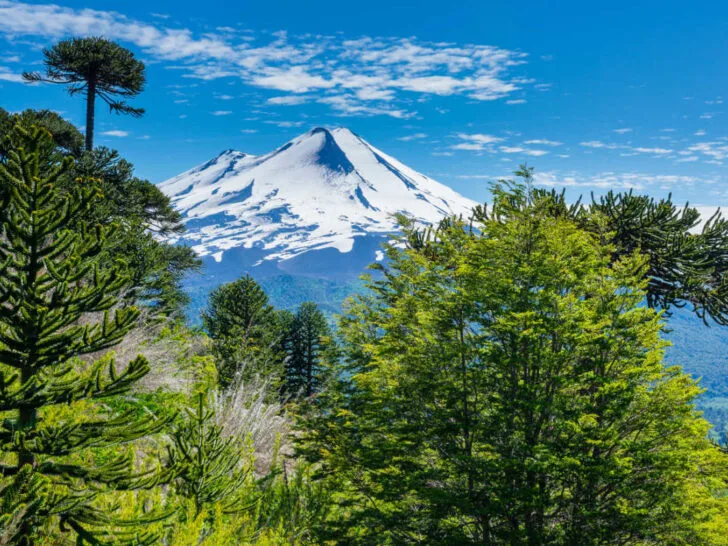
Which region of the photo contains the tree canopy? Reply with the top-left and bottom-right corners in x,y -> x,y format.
0,125 -> 169,544
299,181 -> 728,544
24,37 -> 146,150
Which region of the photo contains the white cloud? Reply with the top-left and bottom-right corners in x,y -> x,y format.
0,66 -> 23,82
631,146 -> 672,155
506,99 -> 526,105
397,133 -> 427,142
451,133 -> 504,151
317,95 -> 414,119
240,129 -> 258,134
500,145 -> 548,156
263,120 -> 306,128
580,141 -> 671,155
694,130 -> 707,136
211,110 -> 232,116
267,95 -> 309,105
687,141 -> 728,162
524,139 -> 562,146
0,2 -> 534,118
613,128 -> 633,134
532,171 -> 706,190
580,140 -> 619,149
100,130 -> 129,137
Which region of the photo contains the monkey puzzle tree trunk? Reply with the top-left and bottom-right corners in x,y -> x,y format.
85,76 -> 96,150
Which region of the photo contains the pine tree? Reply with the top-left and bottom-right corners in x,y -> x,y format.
284,302 -> 330,397
300,181 -> 728,544
0,126 -> 168,544
202,275 -> 284,388
23,37 -> 146,150
167,392 -> 252,516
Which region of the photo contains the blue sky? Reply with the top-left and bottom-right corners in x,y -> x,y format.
1,0 -> 726,206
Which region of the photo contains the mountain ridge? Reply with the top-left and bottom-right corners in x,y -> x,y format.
160,127 -> 477,264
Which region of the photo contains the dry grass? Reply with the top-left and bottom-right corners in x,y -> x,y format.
212,365 -> 292,474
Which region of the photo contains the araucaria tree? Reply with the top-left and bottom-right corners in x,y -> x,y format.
203,275 -> 283,388
167,393 -> 252,516
284,302 -> 330,397
301,182 -> 728,544
24,37 -> 146,151
0,126 -> 167,544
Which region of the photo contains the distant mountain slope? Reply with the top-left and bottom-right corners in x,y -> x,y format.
160,127 -> 477,264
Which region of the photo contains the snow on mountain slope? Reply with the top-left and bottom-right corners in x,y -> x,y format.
160,127 -> 477,263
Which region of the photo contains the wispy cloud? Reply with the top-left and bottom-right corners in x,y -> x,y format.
500,145 -> 548,157
687,141 -> 728,163
532,171 -> 707,190
0,66 -> 22,82
211,110 -> 232,116
524,139 -> 562,146
580,140 -> 672,155
267,95 -> 309,105
452,133 -> 504,151
397,133 -> 428,142
100,130 -> 129,137
613,128 -> 633,134
263,120 -> 306,128
0,1 -> 534,118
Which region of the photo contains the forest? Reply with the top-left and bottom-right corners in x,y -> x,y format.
1,37 -> 728,545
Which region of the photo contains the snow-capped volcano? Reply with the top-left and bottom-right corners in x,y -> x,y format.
160,127 -> 477,263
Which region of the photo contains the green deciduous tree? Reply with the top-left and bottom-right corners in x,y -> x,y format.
520,166 -> 728,325
283,302 -> 331,397
24,37 -> 146,151
0,126 -> 169,544
300,181 -> 728,544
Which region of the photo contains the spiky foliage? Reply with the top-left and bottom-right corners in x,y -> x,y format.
1,110 -> 200,319
203,276 -> 285,388
0,107 -> 84,161
167,392 -> 252,516
513,166 -> 728,325
23,37 -> 146,150
0,126 -> 169,544
283,302 -> 331,397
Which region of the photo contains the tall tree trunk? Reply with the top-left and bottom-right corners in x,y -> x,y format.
85,77 -> 96,151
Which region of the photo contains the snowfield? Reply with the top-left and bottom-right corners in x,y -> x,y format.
160,127 -> 477,263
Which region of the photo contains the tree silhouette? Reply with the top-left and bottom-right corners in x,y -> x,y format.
24,37 -> 145,151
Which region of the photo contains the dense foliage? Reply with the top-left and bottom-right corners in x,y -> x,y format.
299,182 -> 728,544
23,37 -> 146,150
525,167 -> 728,325
0,126 -> 168,543
0,107 -> 200,319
